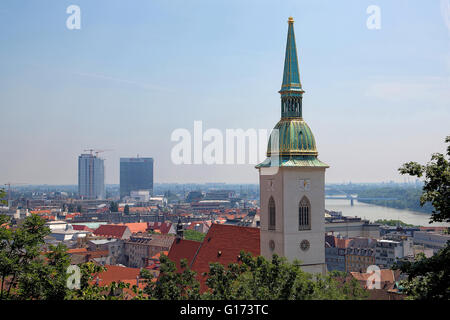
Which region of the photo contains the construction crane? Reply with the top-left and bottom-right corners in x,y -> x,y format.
2,182 -> 28,203
83,149 -> 113,157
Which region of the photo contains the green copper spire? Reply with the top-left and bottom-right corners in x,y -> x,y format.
281,17 -> 303,92
255,17 -> 328,169
280,17 -> 304,118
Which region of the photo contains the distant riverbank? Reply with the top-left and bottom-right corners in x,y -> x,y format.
325,199 -> 448,227
326,184 -> 434,215
358,186 -> 434,214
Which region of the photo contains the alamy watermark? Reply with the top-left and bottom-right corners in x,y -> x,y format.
170,121 -> 280,175
366,265 -> 381,290
66,5 -> 81,30
66,265 -> 81,289
366,5 -> 381,30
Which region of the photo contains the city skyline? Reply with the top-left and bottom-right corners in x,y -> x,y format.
1,0 -> 449,185
1,3 -> 449,303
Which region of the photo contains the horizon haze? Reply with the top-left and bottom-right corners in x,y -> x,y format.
1,0 -> 449,185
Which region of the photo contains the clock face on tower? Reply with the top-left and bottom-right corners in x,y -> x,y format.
299,179 -> 311,191
300,239 -> 310,251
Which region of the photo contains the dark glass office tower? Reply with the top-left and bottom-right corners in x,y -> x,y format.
120,157 -> 154,198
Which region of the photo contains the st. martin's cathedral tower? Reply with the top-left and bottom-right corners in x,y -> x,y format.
256,17 -> 329,275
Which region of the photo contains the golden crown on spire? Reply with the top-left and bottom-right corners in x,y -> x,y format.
288,16 -> 294,23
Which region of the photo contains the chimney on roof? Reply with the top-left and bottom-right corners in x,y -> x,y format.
136,275 -> 139,286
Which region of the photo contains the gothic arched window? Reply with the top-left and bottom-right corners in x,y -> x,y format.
269,196 -> 276,230
299,196 -> 311,230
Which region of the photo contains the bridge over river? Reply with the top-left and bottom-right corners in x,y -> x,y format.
325,195 -> 398,206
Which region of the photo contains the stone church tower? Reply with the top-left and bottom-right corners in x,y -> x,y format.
256,17 -> 329,275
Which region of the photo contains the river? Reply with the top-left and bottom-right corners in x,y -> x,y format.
325,199 -> 450,227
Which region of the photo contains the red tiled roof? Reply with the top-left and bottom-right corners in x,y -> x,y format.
118,206 -> 152,213
186,221 -> 211,233
94,224 -> 130,239
151,251 -> 168,260
146,263 -> 158,270
72,225 -> 94,232
219,213 -> 246,221
92,265 -> 141,286
147,222 -> 173,234
41,215 -> 56,221
419,226 -> 448,233
72,250 -> 109,259
88,265 -> 160,299
167,239 -> 202,272
335,238 -> 351,249
30,210 -> 52,215
350,269 -> 396,284
191,224 -> 260,292
325,235 -> 352,249
67,248 -> 88,254
119,222 -> 148,234
65,212 -> 81,219
96,207 -> 109,213
145,250 -> 169,270
86,250 -> 110,259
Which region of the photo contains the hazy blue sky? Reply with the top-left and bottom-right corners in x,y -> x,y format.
1,0 -> 449,184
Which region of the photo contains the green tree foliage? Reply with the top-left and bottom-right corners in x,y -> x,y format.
146,252 -> 366,300
201,252 -> 367,300
394,242 -> 450,300
0,215 -> 123,300
1,213 -> 367,300
66,262 -> 131,300
374,219 -> 417,228
109,202 -> 119,213
183,229 -> 206,242
398,136 -> 449,223
0,189 -> 6,205
16,243 -> 71,300
394,136 -> 450,300
144,255 -> 200,300
0,214 -> 71,300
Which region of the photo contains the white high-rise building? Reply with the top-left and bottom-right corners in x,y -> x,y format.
78,153 -> 106,200
256,17 -> 328,275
